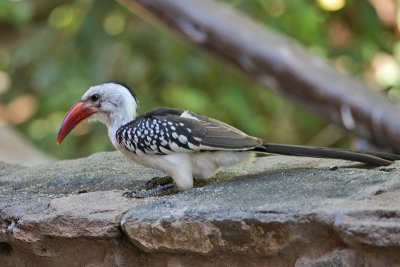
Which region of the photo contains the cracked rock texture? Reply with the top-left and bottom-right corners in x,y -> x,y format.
1,151 -> 400,266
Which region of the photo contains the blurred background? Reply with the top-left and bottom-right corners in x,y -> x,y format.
0,0 -> 399,165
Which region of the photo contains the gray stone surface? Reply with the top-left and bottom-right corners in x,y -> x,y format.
0,151 -> 400,266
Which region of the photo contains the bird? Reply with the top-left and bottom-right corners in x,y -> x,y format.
57,82 -> 400,198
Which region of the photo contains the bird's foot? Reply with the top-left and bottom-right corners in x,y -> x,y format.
122,182 -> 177,198
145,176 -> 174,190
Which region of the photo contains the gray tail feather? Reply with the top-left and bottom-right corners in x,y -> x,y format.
252,143 -> 399,166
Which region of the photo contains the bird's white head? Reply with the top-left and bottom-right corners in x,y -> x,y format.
57,82 -> 138,145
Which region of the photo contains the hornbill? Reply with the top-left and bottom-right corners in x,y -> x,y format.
57,82 -> 399,197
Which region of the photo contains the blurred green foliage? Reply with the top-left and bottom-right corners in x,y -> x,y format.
0,0 -> 398,159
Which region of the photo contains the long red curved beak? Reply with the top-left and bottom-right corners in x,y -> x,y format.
57,101 -> 96,145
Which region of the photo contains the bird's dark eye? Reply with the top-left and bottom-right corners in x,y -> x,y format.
90,94 -> 100,102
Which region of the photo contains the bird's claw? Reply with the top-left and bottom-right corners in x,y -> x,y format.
122,191 -> 134,198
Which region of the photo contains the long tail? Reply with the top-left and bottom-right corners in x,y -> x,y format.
252,143 -> 400,166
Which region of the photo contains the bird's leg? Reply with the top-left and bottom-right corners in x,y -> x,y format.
145,176 -> 174,190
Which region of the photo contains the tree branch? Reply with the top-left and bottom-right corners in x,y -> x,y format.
118,0 -> 400,152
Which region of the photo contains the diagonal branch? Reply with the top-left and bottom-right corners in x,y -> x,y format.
118,0 -> 400,153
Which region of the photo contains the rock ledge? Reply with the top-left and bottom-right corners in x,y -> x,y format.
1,152 -> 400,266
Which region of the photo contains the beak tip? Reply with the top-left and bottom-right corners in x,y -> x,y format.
57,133 -> 63,145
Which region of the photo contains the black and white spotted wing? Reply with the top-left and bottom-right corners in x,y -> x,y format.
116,108 -> 263,155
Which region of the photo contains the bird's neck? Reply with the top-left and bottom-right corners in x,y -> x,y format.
108,111 -> 135,131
